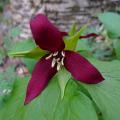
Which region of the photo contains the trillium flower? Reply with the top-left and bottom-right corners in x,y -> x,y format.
25,14 -> 104,105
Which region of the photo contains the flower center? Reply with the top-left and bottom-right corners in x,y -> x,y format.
46,51 -> 65,71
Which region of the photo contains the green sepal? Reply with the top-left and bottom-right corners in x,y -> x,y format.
9,47 -> 46,59
64,25 -> 87,50
68,23 -> 77,36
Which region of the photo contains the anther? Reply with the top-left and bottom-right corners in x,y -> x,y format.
53,52 -> 58,56
57,58 -> 60,62
51,58 -> 56,68
46,53 -> 53,60
61,51 -> 65,57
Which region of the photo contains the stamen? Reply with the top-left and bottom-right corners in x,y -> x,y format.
46,53 -> 53,60
51,58 -> 56,68
61,51 -> 65,57
57,62 -> 61,71
53,51 -> 58,56
57,58 -> 60,62
46,51 -> 65,71
61,58 -> 64,65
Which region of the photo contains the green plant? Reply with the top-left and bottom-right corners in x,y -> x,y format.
77,12 -> 120,61
4,18 -> 120,120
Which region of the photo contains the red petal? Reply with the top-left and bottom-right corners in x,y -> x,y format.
24,56 -> 57,104
64,51 -> 104,84
30,14 -> 65,52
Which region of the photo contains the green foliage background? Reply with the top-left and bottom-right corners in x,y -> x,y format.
0,12 -> 120,120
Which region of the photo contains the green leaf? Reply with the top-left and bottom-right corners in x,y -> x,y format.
87,58 -> 120,80
78,58 -> 120,120
76,39 -> 89,51
57,68 -> 71,99
9,39 -> 36,53
98,12 -> 120,38
1,53 -> 120,120
0,66 -> 16,108
0,77 -> 29,120
82,80 -> 120,120
64,25 -> 87,50
54,80 -> 98,120
113,39 -> 120,60
23,77 -> 60,120
0,76 -> 98,120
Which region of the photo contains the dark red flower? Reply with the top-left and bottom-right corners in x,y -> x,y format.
25,14 -> 104,104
